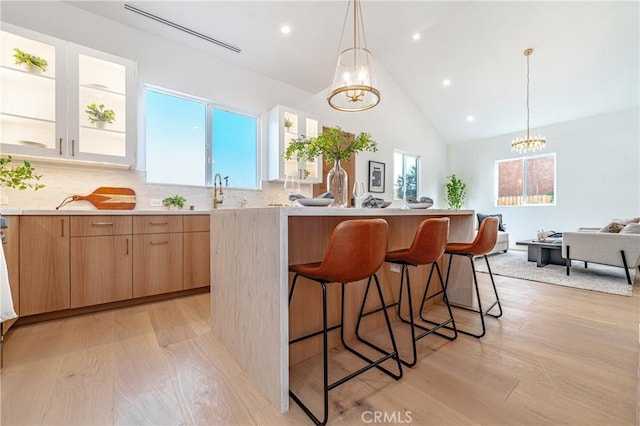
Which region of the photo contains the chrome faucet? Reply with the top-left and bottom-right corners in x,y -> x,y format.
213,173 -> 224,209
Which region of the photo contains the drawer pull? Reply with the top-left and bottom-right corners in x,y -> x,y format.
92,222 -> 114,226
126,238 -> 129,255
150,241 -> 168,245
150,221 -> 168,225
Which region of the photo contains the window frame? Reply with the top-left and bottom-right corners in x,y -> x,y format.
144,85 -> 261,189
393,150 -> 421,201
495,152 -> 556,207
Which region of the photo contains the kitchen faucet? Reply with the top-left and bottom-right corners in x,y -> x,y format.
213,173 -> 224,209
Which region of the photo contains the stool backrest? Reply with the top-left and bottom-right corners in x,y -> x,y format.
404,217 -> 449,265
317,219 -> 389,283
470,216 -> 499,256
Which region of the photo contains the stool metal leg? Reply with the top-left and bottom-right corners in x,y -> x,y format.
357,263 -> 456,368
288,274 -> 402,425
419,262 -> 458,341
443,253 -> 502,338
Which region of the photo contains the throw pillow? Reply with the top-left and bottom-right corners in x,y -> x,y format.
598,222 -> 625,233
477,213 -> 505,232
613,216 -> 640,225
620,223 -> 640,234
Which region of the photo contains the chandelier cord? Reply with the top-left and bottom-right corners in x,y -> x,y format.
335,1 -> 350,59
526,52 -> 530,140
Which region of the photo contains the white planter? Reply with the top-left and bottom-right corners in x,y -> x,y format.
20,63 -> 43,74
94,121 -> 106,129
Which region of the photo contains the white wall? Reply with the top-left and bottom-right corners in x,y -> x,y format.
1,1 -> 447,211
448,108 -> 640,245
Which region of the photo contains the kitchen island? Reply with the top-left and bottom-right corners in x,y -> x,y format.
210,207 -> 475,412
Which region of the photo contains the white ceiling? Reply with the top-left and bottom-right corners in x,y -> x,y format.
66,1 -> 639,144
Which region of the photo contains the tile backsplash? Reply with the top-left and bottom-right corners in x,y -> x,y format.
0,160 -> 313,211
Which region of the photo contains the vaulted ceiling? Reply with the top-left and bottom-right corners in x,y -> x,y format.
66,1 -> 639,144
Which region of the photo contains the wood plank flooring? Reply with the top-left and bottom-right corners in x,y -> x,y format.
1,272 -> 638,425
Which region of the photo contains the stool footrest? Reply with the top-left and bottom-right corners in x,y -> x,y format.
360,301 -> 399,318
289,324 -> 341,345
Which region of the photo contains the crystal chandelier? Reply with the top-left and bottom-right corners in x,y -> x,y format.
327,0 -> 380,112
511,48 -> 546,153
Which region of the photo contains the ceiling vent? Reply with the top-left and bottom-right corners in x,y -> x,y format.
124,3 -> 241,54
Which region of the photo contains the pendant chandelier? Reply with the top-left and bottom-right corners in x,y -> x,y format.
327,0 -> 380,112
511,48 -> 546,153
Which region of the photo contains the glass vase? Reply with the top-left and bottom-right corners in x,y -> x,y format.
327,159 -> 348,207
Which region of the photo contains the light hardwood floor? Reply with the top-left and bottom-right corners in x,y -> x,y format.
1,272 -> 638,425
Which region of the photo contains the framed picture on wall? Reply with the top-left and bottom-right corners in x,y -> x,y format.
368,161 -> 385,193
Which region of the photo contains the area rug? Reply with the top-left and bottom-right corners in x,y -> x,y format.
474,250 -> 636,296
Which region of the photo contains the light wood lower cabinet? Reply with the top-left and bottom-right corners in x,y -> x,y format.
12,213 -> 207,318
71,235 -> 132,307
2,216 -> 20,333
183,215 -> 210,289
19,216 -> 70,316
133,233 -> 183,297
69,215 -> 133,308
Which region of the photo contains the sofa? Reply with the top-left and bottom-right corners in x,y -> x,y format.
474,213 -> 509,255
562,219 -> 640,285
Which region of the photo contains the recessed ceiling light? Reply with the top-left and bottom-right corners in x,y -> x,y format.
442,79 -> 451,87
412,33 -> 420,41
467,115 -> 475,122
280,25 -> 291,35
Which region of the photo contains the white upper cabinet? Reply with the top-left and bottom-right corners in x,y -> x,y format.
267,105 -> 321,183
0,23 -> 136,166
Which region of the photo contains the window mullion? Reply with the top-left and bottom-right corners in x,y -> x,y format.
205,104 -> 213,187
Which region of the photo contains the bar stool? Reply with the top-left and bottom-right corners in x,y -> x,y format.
356,217 -> 457,367
288,219 -> 403,425
444,216 -> 502,338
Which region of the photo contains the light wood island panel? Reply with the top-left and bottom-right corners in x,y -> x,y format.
210,207 -> 475,413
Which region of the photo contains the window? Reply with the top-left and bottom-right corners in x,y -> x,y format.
145,88 -> 258,189
393,151 -> 420,200
496,153 -> 556,206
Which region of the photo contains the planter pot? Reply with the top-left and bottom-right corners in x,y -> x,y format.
20,63 -> 43,74
327,159 -> 348,208
94,121 -> 106,129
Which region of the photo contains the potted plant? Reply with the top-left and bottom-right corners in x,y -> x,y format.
162,195 -> 186,210
284,125 -> 377,207
85,103 -> 116,128
13,47 -> 48,73
284,117 -> 293,132
0,156 -> 44,191
444,174 -> 467,210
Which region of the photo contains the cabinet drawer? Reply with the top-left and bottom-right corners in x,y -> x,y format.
70,215 -> 132,237
184,215 -> 210,232
133,215 -> 183,234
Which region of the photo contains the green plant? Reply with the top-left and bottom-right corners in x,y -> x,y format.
284,117 -> 293,129
0,156 -> 44,191
13,48 -> 48,72
444,174 -> 467,210
163,195 -> 186,208
284,125 -> 377,164
85,103 -> 116,124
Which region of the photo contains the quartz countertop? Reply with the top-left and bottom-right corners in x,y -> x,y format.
0,209 -> 212,216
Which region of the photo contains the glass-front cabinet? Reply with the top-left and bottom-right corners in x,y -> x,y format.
267,105 -> 321,183
0,23 -> 136,165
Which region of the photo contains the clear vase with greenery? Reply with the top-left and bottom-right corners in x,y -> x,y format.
444,174 -> 467,210
284,126 -> 377,207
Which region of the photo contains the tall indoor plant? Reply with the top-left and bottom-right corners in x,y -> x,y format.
284,126 -> 377,207
444,174 -> 467,210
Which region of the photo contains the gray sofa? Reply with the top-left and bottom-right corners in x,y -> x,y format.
474,213 -> 509,255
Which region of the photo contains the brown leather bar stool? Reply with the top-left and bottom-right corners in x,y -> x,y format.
444,216 -> 502,338
356,217 -> 457,367
288,219 -> 403,425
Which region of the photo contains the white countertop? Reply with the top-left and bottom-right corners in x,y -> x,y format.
212,207 -> 474,217
0,209 -> 212,215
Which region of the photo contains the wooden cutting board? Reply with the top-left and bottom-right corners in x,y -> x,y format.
68,187 -> 136,210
